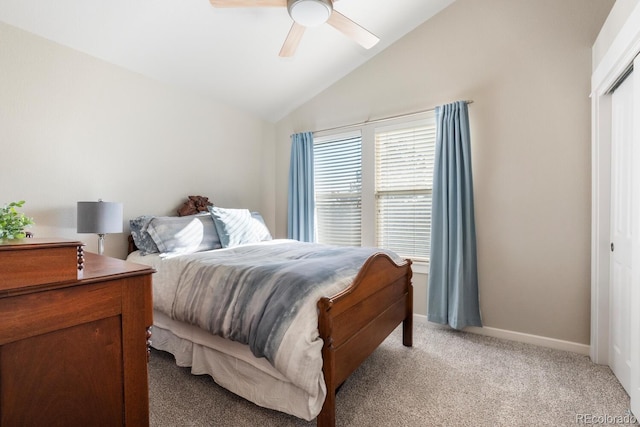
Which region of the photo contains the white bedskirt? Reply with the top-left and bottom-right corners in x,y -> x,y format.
151,310 -> 325,421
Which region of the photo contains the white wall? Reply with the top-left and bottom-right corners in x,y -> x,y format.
0,22 -> 276,260
274,0 -> 614,345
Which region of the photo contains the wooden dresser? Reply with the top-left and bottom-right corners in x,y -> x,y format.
0,238 -> 154,426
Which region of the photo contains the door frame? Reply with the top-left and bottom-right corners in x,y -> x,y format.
632,54 -> 640,417
591,3 -> 640,415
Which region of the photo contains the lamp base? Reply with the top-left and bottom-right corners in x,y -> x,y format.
97,234 -> 105,255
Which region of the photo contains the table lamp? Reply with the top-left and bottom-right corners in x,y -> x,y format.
77,200 -> 123,255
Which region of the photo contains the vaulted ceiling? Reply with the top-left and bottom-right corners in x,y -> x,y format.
0,0 -> 455,122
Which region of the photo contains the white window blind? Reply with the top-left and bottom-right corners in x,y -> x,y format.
314,134 -> 362,246
375,119 -> 436,261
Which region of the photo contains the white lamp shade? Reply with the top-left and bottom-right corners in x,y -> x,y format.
288,0 -> 332,27
77,201 -> 123,234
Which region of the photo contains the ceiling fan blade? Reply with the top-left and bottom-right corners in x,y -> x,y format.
327,11 -> 379,49
279,22 -> 306,57
209,0 -> 285,7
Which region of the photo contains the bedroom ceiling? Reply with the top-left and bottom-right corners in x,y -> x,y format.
0,0 -> 455,122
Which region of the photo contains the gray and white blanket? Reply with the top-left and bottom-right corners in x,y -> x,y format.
131,239 -> 401,395
171,240 -> 399,364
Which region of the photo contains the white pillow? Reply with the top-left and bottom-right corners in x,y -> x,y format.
147,214 -> 221,255
208,207 -> 272,248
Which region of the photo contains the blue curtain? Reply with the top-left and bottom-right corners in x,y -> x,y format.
287,132 -> 315,242
427,101 -> 482,329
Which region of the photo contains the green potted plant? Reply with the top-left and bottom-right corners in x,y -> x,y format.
0,201 -> 35,239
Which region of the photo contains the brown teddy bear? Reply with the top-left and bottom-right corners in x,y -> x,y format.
177,195 -> 213,216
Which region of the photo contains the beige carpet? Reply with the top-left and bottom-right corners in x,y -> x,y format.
148,321 -> 636,426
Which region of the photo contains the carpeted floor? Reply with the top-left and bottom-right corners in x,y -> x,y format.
148,321 -> 636,426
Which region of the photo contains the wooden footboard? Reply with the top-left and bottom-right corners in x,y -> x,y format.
316,253 -> 413,427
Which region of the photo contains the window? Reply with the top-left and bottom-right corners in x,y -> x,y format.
313,133 -> 362,246
375,120 -> 435,262
313,112 -> 436,264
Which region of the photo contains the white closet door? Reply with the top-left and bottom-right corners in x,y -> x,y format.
610,70 -> 634,395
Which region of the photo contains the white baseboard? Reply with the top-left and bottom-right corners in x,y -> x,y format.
413,314 -> 590,356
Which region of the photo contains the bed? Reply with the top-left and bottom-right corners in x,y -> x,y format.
126,205 -> 413,426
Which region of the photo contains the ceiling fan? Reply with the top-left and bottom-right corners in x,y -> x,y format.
209,0 -> 380,57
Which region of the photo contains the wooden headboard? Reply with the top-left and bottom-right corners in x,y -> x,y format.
127,235 -> 138,255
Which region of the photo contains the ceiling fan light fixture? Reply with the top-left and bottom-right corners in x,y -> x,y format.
287,0 -> 333,27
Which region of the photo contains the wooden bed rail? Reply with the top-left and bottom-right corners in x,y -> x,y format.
316,254 -> 413,427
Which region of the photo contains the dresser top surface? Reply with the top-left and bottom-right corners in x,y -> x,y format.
0,242 -> 154,297
0,238 -> 84,251
81,252 -> 155,281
